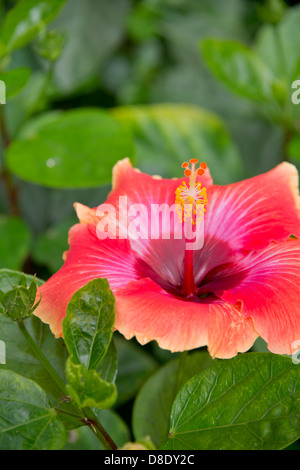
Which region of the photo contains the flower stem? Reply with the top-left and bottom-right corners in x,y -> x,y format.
17,320 -> 117,450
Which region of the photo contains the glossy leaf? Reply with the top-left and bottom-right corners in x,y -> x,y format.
0,370 -> 66,450
6,109 -> 135,188
162,353 -> 300,450
0,216 -> 31,271
63,278 -> 115,371
133,351 -> 214,447
0,0 -> 66,54
97,340 -> 118,385
66,358 -> 117,409
112,104 -> 243,184
201,38 -> 274,102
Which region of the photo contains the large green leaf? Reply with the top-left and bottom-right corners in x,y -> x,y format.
0,369 -> 66,450
112,104 -> 243,184
63,278 -> 115,371
201,38 -> 275,102
161,353 -> 300,450
0,216 -> 31,270
6,109 -> 134,188
133,351 -> 214,448
0,0 -> 66,54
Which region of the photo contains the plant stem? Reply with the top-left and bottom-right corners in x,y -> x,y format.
83,407 -> 118,450
17,320 -> 117,450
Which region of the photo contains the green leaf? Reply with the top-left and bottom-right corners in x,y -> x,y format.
0,68 -> 30,99
97,340 -> 118,385
66,358 -> 117,409
272,5 -> 300,80
64,409 -> 130,450
287,135 -> 300,165
162,353 -> 300,450
63,278 -> 115,371
0,216 -> 31,270
115,336 -> 158,406
133,351 -> 214,448
112,104 -> 243,184
0,0 -> 66,54
253,7 -> 300,107
6,108 -> 135,188
201,38 -> 275,102
0,369 -> 66,450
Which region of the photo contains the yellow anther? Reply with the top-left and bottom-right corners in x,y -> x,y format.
175,159 -> 208,224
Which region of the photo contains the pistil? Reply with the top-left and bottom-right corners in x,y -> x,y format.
175,159 -> 208,297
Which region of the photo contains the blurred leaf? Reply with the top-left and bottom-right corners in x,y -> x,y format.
115,336 -> 158,406
34,29 -> 65,61
162,353 -> 300,450
6,108 -> 134,188
112,104 -> 243,183
65,358 -> 117,409
0,68 -> 30,99
0,0 -> 66,55
51,0 -> 130,94
32,217 -> 74,273
273,6 -> 300,81
287,135 -> 300,167
133,351 -> 214,448
256,0 -> 286,25
63,278 -> 115,371
201,38 -> 275,102
0,369 -> 66,450
0,216 -> 31,270
64,409 -> 130,450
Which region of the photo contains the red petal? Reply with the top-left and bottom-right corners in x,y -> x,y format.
205,162 -> 300,251
114,278 -> 257,358
34,224 -> 141,337
214,240 -> 300,355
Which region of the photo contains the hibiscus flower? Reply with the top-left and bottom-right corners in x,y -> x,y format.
34,158 -> 300,358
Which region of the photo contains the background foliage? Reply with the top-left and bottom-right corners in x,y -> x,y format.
0,0 -> 300,450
